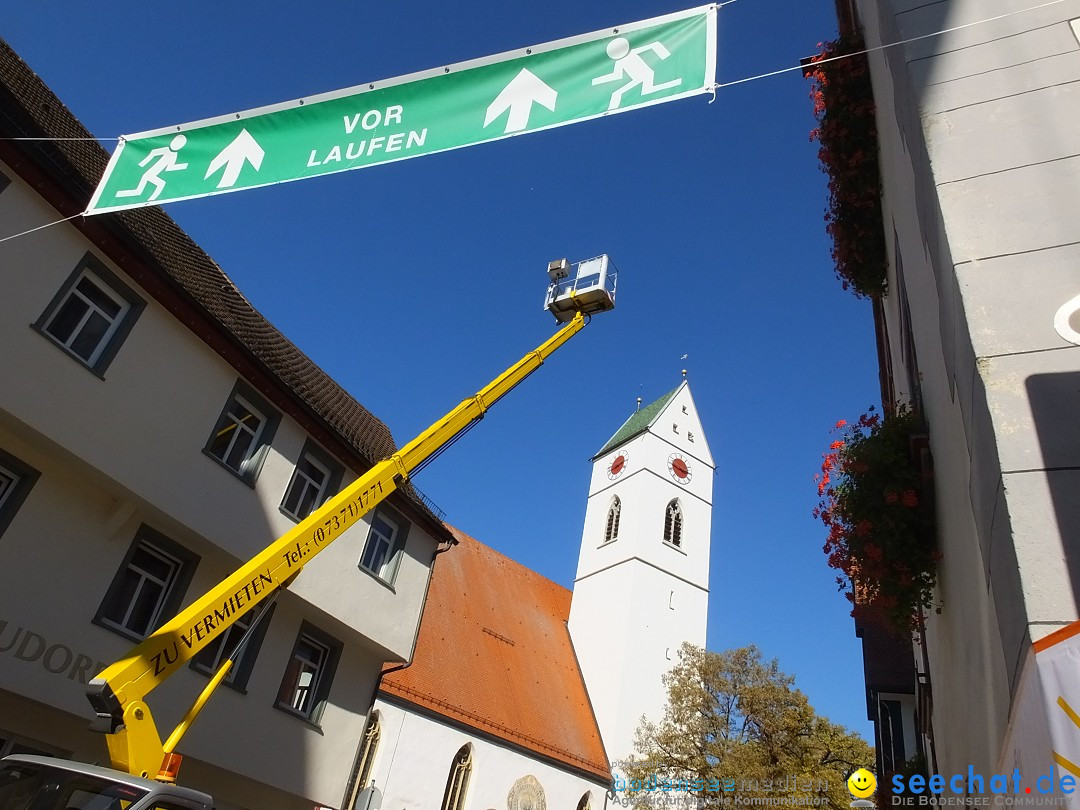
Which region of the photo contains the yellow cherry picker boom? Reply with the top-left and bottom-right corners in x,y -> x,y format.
0,257 -> 616,810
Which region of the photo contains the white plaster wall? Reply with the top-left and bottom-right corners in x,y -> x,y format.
858,0 -> 1080,780
0,167 -> 438,805
570,384 -> 713,765
576,443 -> 712,590
577,387 -> 715,589
368,699 -> 608,810
0,165 -> 434,660
0,412 -> 380,807
997,651 -> 1053,783
859,3 -> 1013,778
570,564 -> 707,766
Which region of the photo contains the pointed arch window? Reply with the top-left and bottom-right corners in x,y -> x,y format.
441,744 -> 473,810
604,496 -> 622,544
577,793 -> 593,810
345,711 -> 381,808
664,499 -> 683,548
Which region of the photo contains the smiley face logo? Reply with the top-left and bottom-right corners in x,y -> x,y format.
847,768 -> 877,799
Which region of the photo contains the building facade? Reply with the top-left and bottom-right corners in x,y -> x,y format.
836,0 -> 1080,790
0,34 -> 719,810
569,380 -> 714,768
347,383 -> 716,809
355,527 -> 611,810
0,39 -> 451,810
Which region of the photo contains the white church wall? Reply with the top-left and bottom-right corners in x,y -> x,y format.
570,381 -> 714,770
368,699 -> 608,809
578,439 -> 712,589
571,561 -> 708,767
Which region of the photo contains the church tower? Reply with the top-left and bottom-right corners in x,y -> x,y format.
568,379 -> 714,768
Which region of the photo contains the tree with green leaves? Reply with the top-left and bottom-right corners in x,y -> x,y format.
617,644 -> 874,809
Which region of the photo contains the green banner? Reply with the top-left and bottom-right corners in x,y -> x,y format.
86,5 -> 716,214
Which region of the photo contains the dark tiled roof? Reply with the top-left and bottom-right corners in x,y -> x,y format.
0,38 -> 444,529
593,384 -> 681,459
380,526 -> 611,782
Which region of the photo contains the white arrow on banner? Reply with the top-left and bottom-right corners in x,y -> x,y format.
205,129 -> 265,189
484,69 -> 558,134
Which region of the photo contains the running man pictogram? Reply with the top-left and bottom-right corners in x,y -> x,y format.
115,134 -> 189,201
591,37 -> 684,111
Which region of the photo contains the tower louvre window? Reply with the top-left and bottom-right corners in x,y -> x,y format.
664,499 -> 683,548
604,496 -> 622,543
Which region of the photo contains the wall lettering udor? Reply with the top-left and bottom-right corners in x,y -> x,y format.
0,619 -> 107,685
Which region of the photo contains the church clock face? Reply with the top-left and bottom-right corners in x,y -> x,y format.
607,450 -> 629,480
668,452 -> 692,484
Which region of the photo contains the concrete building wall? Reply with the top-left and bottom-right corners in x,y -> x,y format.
368,699 -> 607,810
0,158 -> 439,808
852,0 -> 1080,778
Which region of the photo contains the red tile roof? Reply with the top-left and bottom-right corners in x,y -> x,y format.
380,526 -> 611,782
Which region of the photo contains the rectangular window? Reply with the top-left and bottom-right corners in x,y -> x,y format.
94,527 -> 199,641
276,623 -> 341,724
359,507 -> 410,584
33,255 -> 144,375
190,602 -> 274,691
0,449 -> 40,540
204,381 -> 280,486
280,440 -> 343,522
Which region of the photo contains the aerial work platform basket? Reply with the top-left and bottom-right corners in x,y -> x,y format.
544,254 -> 618,323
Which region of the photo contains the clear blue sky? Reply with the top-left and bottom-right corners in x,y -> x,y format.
3,0 -> 880,740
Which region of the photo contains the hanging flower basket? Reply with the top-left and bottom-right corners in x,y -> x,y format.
806,35 -> 888,298
814,407 -> 939,632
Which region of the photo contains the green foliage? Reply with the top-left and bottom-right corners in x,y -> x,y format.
620,644 -> 874,809
815,407 -> 938,632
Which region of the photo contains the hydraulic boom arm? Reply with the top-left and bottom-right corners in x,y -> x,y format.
87,310 -> 591,779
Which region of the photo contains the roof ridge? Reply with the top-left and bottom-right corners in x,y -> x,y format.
445,525 -> 571,597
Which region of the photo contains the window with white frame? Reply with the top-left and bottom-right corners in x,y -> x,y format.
359,508 -> 409,584
95,527 -> 198,641
280,441 -> 343,521
0,450 -> 39,540
190,602 -> 274,691
34,256 -> 144,374
664,499 -> 684,548
276,623 -> 341,723
204,382 -> 280,486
